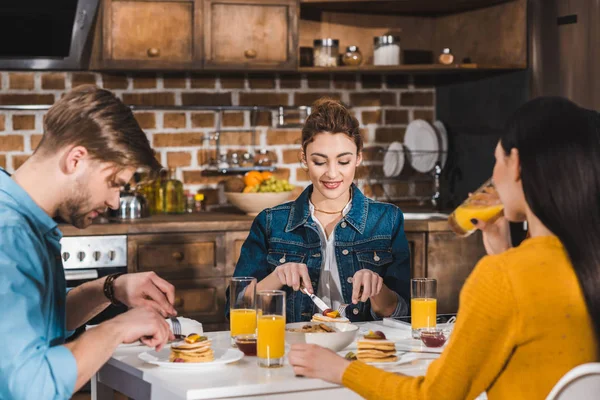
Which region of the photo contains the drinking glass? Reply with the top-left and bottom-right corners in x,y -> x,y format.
447,178 -> 504,237
411,278 -> 437,339
229,277 -> 257,345
256,290 -> 286,368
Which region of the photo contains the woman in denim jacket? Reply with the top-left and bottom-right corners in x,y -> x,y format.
229,99 -> 411,323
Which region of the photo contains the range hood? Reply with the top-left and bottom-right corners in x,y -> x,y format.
0,0 -> 99,70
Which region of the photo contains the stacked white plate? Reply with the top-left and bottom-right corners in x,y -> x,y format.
383,141 -> 405,178
404,119 -> 449,173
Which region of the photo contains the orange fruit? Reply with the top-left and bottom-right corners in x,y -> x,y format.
244,171 -> 263,187
261,171 -> 273,180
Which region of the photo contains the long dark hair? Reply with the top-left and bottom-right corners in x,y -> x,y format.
500,97 -> 600,350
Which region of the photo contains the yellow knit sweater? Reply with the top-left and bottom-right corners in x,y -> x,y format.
342,236 -> 597,399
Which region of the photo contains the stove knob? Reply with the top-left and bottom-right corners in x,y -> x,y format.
62,252 -> 70,262
109,251 -> 116,261
93,251 -> 101,261
77,251 -> 86,262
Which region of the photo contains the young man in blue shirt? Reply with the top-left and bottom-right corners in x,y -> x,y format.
0,85 -> 177,399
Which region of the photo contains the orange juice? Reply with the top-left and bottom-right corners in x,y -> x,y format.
449,203 -> 504,237
257,314 -> 285,359
411,298 -> 437,330
230,308 -> 257,337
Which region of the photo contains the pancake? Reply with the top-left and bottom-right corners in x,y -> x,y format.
311,314 -> 350,323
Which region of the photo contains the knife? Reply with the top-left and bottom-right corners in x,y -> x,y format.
300,286 -> 330,312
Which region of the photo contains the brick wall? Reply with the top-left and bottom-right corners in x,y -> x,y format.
0,71 -> 436,206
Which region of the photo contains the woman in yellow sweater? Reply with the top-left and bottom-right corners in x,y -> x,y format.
288,96 -> 600,399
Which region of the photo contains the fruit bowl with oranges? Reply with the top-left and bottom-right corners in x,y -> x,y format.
224,171 -> 295,216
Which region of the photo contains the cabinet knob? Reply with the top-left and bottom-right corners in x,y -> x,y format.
147,47 -> 160,57
244,49 -> 257,59
174,297 -> 183,307
172,251 -> 184,261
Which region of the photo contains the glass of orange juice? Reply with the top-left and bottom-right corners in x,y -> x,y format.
256,290 -> 286,368
411,278 -> 437,339
448,177 -> 504,237
230,277 -> 257,345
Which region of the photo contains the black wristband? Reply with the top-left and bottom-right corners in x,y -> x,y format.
103,273 -> 125,306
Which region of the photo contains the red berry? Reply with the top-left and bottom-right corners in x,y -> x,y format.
374,331 -> 387,339
173,358 -> 185,363
322,308 -> 333,316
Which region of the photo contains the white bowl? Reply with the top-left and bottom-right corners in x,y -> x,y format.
285,322 -> 358,352
225,191 -> 293,216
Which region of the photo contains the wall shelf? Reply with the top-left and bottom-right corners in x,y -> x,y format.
299,63 -> 526,74
300,0 -> 515,16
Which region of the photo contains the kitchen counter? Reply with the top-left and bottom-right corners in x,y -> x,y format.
60,212 -> 451,236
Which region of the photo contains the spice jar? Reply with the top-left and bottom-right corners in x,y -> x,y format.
254,149 -> 276,167
313,39 -> 339,67
439,48 -> 454,65
374,35 -> 401,66
342,46 -> 363,66
240,152 -> 254,168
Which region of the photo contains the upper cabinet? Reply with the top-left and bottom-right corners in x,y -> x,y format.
99,0 -> 202,70
203,0 -> 298,70
90,0 -> 525,73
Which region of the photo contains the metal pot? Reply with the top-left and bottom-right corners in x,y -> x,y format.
108,184 -> 149,220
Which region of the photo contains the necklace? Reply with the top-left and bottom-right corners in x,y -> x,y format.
312,190 -> 352,215
313,207 -> 344,215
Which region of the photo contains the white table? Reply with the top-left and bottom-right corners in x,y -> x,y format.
91,322 -> 438,400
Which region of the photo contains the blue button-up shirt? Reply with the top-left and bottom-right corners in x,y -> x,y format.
0,169 -> 77,399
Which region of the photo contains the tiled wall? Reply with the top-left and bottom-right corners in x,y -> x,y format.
0,71 -> 436,206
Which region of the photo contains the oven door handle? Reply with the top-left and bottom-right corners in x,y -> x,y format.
65,269 -> 99,281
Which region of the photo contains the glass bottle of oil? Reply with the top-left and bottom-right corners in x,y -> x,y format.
152,169 -> 168,214
136,170 -> 156,214
163,168 -> 185,214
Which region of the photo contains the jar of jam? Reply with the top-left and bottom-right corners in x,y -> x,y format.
342,46 -> 363,66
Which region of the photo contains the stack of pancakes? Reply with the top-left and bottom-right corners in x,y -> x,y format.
169,337 -> 214,363
356,338 -> 398,363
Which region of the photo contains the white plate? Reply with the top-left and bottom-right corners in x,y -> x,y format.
404,120 -> 440,173
433,120 -> 449,168
388,141 -> 405,177
139,347 -> 244,370
383,143 -> 399,177
337,351 -> 419,367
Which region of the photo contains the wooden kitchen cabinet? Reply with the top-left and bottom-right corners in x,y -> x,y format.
203,0 -> 298,70
100,0 -> 202,70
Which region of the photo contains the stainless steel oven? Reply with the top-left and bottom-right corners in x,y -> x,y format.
60,235 -> 129,330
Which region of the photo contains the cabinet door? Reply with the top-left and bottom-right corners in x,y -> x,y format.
172,277 -> 226,324
405,232 -> 427,278
102,0 -> 201,69
203,0 -> 298,69
225,231 -> 249,276
426,231 -> 486,314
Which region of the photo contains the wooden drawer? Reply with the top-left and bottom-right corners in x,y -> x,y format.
130,233 -> 225,277
172,277 -> 226,324
203,0 -> 297,69
102,0 -> 201,68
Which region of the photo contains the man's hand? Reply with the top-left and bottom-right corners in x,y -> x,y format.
113,272 -> 177,317
108,306 -> 174,351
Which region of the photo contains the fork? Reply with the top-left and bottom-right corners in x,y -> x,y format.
170,316 -> 184,339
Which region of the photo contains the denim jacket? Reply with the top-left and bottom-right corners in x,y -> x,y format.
226,184 -> 411,323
